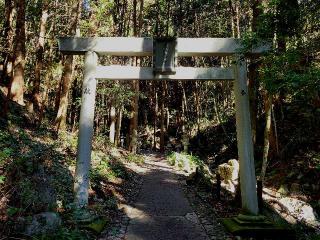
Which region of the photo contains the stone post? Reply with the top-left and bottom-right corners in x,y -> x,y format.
233,57 -> 259,216
74,51 -> 98,208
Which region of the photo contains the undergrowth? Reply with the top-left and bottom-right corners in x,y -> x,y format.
0,122 -> 143,238
166,151 -> 203,170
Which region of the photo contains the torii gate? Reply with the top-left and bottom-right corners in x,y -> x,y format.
59,37 -> 268,217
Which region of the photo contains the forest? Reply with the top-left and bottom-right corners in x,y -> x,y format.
0,0 -> 319,239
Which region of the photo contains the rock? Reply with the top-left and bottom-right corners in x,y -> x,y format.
217,159 -> 239,182
227,159 -> 239,180
279,197 -> 318,223
25,212 -> 61,235
217,160 -> 239,193
300,205 -> 317,222
185,212 -> 199,224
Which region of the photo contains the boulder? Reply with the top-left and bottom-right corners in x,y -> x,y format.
217,159 -> 239,182
217,159 -> 239,193
25,212 -> 62,235
227,159 -> 239,180
279,197 -> 319,224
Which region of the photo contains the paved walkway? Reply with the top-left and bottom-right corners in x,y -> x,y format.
124,154 -> 209,240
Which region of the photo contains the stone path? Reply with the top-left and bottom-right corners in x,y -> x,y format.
124,154 -> 209,240
101,153 -> 230,240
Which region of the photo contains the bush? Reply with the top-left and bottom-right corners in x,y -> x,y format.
166,152 -> 203,172
126,153 -> 144,164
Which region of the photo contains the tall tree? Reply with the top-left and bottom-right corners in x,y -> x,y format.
260,0 -> 300,181
55,0 -> 81,132
8,0 -> 26,105
32,0 -> 49,112
128,0 -> 143,153
248,0 -> 263,145
1,0 -> 15,87
0,0 -> 15,118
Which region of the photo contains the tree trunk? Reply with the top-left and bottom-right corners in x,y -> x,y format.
235,3 -> 241,38
180,82 -> 187,135
195,81 -> 201,134
260,93 -> 272,182
109,104 -> 116,144
38,37 -> 56,126
128,2 -> 140,153
153,84 -> 158,150
54,55 -> 74,131
164,81 -> 170,129
8,0 -> 26,105
115,107 -> 123,147
160,81 -> 165,152
1,0 -> 15,86
228,0 -> 236,38
129,79 -> 139,153
32,0 -> 49,111
54,0 -> 81,133
248,0 -> 263,145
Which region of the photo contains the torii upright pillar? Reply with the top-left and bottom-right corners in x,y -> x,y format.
233,57 -> 259,215
74,51 -> 98,208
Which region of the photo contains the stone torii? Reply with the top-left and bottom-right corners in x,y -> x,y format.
59,37 -> 268,220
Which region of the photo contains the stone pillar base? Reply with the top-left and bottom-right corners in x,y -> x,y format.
221,214 -> 294,239
73,208 -> 97,223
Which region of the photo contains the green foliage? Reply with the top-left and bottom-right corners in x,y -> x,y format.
0,147 -> 12,165
80,0 -> 115,36
167,152 -> 176,166
58,131 -> 78,152
0,175 -> 5,185
126,153 -> 144,164
85,218 -> 109,234
95,81 -> 135,119
18,179 -> 40,209
7,207 -> 22,217
90,152 -> 129,181
260,49 -> 320,96
166,152 -> 203,169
